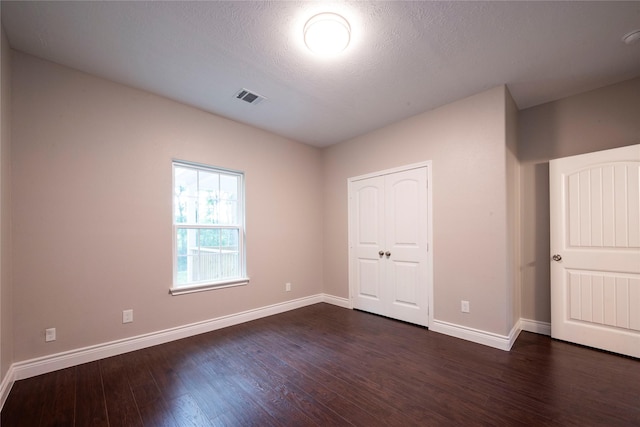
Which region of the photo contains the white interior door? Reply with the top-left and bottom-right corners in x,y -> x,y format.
550,144 -> 640,358
350,175 -> 386,317
384,168 -> 429,325
349,165 -> 430,327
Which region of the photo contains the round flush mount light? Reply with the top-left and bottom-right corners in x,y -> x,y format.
304,13 -> 351,55
622,29 -> 640,45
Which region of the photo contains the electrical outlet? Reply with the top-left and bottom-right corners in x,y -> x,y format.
461,300 -> 470,313
122,309 -> 133,324
45,328 -> 56,342
285,282 -> 291,292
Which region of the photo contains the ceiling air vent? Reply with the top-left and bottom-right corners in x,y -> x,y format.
235,88 -> 266,105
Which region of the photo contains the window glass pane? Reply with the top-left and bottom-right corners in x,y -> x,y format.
219,200 -> 237,225
198,171 -> 219,225
220,229 -> 240,279
221,228 -> 239,250
175,227 -> 241,284
176,255 -> 190,285
220,175 -> 238,201
200,228 -> 220,249
176,228 -> 199,284
176,228 -> 188,256
174,167 -> 197,223
197,245 -> 219,283
219,175 -> 238,225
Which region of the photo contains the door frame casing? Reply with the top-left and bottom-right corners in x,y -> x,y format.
347,161 -> 434,327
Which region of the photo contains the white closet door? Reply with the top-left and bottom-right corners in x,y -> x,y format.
351,176 -> 386,316
384,167 -> 429,325
550,144 -> 640,358
350,166 -> 429,326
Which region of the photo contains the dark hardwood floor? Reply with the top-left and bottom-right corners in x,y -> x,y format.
2,303 -> 639,426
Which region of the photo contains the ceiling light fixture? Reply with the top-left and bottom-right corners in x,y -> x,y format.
304,13 -> 351,55
622,29 -> 640,45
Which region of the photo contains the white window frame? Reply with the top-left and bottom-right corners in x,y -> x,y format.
170,160 -> 249,296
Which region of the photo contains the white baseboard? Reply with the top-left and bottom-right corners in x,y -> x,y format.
429,317 -> 552,351
429,319 -> 521,351
520,318 -> 551,336
1,292 -> 349,403
0,365 -> 15,410
508,321 -> 523,349
322,293 -> 351,308
0,293 -> 547,411
10,294 -> 327,383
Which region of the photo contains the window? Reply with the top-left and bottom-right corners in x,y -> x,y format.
171,160 -> 248,295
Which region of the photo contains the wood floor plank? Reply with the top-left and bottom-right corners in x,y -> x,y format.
39,367 -> 76,427
177,344 -> 277,426
231,327 -> 380,427
298,334 -> 497,424
143,343 -> 192,401
240,325 -> 432,425
197,344 -> 306,426
124,351 -> 164,409
137,397 -> 179,427
173,363 -> 235,425
1,375 -> 50,426
213,330 -> 352,426
2,303 -> 639,426
258,321 -> 465,424
75,361 -> 109,426
163,394 -> 210,427
100,355 -> 144,427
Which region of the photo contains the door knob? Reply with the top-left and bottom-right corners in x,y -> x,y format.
378,251 -> 384,256
385,251 -> 391,257
552,254 -> 562,262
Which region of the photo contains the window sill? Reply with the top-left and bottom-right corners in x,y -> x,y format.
169,278 -> 250,296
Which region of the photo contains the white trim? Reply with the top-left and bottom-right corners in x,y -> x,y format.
520,318 -> 551,336
322,294 -> 351,308
427,163 -> 434,328
348,161 -> 432,182
428,318 -> 555,351
0,365 -> 15,410
429,319 -> 521,351
508,321 -> 523,350
169,277 -> 250,295
9,294 -> 323,383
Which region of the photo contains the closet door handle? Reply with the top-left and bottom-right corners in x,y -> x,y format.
379,251 -> 384,256
385,251 -> 391,257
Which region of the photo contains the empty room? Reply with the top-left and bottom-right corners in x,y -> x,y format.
0,1 -> 639,425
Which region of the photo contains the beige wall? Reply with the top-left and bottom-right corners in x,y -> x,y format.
1,25 -> 13,381
11,52 -> 323,361
519,77 -> 640,322
322,86 -> 517,336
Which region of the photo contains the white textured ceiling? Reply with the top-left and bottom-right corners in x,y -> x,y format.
2,1 -> 640,147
